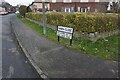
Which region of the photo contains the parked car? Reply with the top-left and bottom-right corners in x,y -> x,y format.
0,11 -> 8,15
15,11 -> 19,14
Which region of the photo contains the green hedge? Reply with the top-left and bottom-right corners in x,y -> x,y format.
26,12 -> 119,33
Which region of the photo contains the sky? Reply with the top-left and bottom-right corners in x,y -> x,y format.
5,0 -> 34,6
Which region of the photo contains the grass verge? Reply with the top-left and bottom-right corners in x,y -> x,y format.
18,15 -> 119,61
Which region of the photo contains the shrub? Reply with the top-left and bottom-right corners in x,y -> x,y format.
46,12 -> 64,26
26,12 -> 119,33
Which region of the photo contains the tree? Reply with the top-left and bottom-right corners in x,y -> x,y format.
111,1 -> 120,13
19,5 -> 27,17
116,1 -> 120,13
26,6 -> 32,13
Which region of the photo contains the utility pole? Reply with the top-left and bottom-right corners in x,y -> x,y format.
42,0 -> 46,34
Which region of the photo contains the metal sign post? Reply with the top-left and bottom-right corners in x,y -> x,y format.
42,0 -> 46,34
57,26 -> 74,46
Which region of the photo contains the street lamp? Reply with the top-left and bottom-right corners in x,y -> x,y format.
42,0 -> 46,34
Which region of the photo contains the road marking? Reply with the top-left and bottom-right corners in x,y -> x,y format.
7,38 -> 13,42
9,48 -> 16,52
8,48 -> 19,55
6,66 -> 14,78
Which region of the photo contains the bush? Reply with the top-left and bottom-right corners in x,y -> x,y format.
19,5 -> 27,17
26,6 -> 32,13
26,12 -> 119,33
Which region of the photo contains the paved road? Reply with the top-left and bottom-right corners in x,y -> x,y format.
2,14 -> 41,78
0,15 -> 2,79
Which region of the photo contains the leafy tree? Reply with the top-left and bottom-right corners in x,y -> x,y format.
26,6 -> 32,13
19,5 -> 27,17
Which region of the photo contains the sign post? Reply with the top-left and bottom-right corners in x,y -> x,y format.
57,26 -> 74,46
42,0 -> 46,34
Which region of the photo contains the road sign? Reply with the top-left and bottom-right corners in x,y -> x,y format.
57,26 -> 73,33
57,31 -> 73,39
57,26 -> 74,46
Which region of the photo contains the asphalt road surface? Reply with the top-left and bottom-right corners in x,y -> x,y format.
1,14 -> 41,78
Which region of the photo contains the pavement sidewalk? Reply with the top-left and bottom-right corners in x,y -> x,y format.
11,14 -> 118,78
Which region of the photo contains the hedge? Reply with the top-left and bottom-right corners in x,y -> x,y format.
26,12 -> 119,33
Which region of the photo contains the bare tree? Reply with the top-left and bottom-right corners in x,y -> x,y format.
111,0 -> 120,13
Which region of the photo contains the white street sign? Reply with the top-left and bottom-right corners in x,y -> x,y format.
57,26 -> 74,46
57,26 -> 73,33
57,26 -> 73,40
57,31 -> 72,39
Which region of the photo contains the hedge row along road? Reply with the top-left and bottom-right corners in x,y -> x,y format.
26,12 -> 119,34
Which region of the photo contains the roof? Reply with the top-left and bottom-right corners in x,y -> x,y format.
29,1 -> 49,7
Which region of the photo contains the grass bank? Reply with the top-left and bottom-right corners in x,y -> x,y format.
17,15 -> 119,61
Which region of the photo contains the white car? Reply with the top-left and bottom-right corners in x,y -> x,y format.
15,11 -> 19,14
0,11 -> 8,15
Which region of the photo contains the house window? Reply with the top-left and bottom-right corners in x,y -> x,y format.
88,7 -> 90,11
52,0 -> 56,3
65,8 -> 70,12
80,7 -> 87,12
95,0 -> 99,2
53,10 -> 56,12
78,7 -> 81,12
61,7 -> 64,12
81,0 -> 89,2
71,7 -> 75,12
95,9 -> 98,12
64,0 -> 72,2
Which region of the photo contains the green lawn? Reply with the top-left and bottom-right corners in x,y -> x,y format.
19,17 -> 119,61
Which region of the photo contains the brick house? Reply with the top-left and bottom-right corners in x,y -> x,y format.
49,0 -> 108,12
30,0 -> 109,12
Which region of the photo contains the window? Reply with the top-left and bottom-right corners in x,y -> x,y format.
80,7 -> 87,12
65,8 -> 70,12
88,7 -> 90,11
52,0 -> 56,3
95,9 -> 98,12
53,10 -> 56,12
80,0 -> 89,2
78,7 -> 81,12
64,0 -> 72,2
95,0 -> 99,2
71,7 -> 75,12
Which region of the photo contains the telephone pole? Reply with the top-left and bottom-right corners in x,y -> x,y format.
42,0 -> 46,34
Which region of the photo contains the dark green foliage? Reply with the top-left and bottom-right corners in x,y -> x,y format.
26,6 -> 32,13
19,5 -> 27,17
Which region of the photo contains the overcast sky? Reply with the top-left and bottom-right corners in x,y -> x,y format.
5,0 -> 34,6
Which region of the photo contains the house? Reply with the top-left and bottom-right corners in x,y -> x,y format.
0,6 -> 6,12
0,0 -> 18,13
0,1 -> 16,13
10,6 -> 17,13
29,1 -> 50,12
29,0 -> 109,12
49,0 -> 108,12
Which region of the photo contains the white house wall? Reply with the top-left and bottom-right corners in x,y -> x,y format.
0,7 -> 5,12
